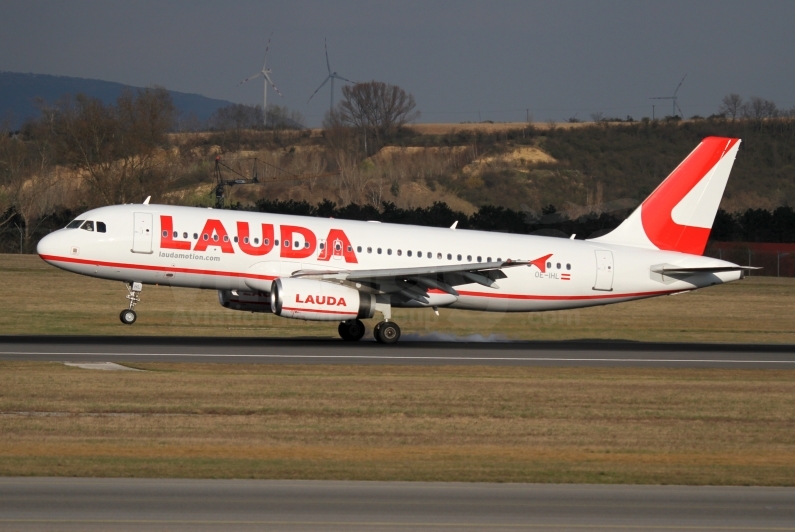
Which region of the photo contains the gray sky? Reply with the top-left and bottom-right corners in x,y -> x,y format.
2,0 -> 793,125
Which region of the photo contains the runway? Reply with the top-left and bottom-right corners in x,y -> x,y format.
1,335 -> 795,368
1,478 -> 793,531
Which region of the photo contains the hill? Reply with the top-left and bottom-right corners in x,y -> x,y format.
0,71 -> 235,129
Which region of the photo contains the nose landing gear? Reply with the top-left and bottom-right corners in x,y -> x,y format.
120,282 -> 143,325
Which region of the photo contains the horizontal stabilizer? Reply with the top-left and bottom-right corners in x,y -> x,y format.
651,265 -> 762,275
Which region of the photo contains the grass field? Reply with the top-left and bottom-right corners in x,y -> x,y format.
1,362 -> 794,484
1,254 -> 794,343
2,254 -> 795,484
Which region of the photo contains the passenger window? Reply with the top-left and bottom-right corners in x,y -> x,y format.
234,236 -> 238,243
81,221 -> 94,231
162,230 -> 169,237
347,245 -> 353,252
397,250 -> 402,256
467,255 -> 472,261
367,247 -> 372,253
547,262 -> 551,269
244,237 -> 250,244
357,246 -> 362,252
66,219 -> 84,229
203,234 -> 209,241
427,252 -> 431,258
182,232 -> 188,239
457,254 -> 462,260
407,250 -> 412,257
447,253 -> 452,260
97,222 -> 106,233
557,263 -> 561,269
477,256 -> 482,262
223,236 -> 229,242
319,242 -> 324,249
173,231 -> 178,238
295,240 -> 300,248
212,234 -> 219,241
387,249 -> 392,255
284,240 -> 290,248
304,242 -> 309,248
254,238 -> 260,244
437,253 -> 442,259
497,258 -> 502,262
566,263 -> 571,270
275,239 -> 279,246
193,233 -> 198,239
377,248 -> 382,254
487,257 -> 491,262
264,239 -> 270,246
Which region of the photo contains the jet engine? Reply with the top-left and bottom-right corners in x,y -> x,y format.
218,290 -> 273,313
270,278 -> 375,321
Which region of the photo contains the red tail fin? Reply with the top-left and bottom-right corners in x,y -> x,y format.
590,137 -> 741,255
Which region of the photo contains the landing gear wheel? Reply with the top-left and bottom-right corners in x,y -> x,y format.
375,321 -> 401,344
338,320 -> 366,341
373,322 -> 384,343
119,309 -> 137,325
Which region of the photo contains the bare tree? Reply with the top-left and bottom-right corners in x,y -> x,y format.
327,81 -> 420,155
742,96 -> 778,120
44,87 -> 176,206
718,93 -> 743,120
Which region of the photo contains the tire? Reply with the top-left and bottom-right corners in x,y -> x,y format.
339,320 -> 365,341
119,309 -> 137,325
373,322 -> 384,343
376,321 -> 401,344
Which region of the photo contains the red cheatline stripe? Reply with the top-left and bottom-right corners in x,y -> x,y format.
281,306 -> 357,315
39,254 -> 276,281
41,254 -> 679,302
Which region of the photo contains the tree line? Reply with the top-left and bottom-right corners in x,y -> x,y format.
245,199 -> 795,243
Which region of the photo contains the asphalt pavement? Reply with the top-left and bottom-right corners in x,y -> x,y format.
1,478 -> 793,531
1,335 -> 795,368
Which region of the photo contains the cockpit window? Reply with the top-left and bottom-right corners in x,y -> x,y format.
66,219 -> 84,229
97,222 -> 106,233
80,221 -> 95,232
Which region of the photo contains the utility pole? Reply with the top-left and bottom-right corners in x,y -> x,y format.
652,105 -> 655,121
526,108 -> 529,123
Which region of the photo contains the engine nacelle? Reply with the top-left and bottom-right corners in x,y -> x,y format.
218,290 -> 273,313
270,278 -> 375,322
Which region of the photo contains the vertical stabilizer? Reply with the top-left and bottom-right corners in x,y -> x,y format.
589,137 -> 741,255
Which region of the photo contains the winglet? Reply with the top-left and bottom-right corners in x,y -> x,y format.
450,221 -> 458,230
143,196 -> 151,205
530,254 -> 552,273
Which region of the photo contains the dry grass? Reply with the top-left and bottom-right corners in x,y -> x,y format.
411,122 -> 591,135
2,254 -> 794,343
1,362 -> 794,484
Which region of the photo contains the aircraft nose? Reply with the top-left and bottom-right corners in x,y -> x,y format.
37,231 -> 63,259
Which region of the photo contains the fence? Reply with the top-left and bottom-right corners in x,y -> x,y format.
704,242 -> 795,277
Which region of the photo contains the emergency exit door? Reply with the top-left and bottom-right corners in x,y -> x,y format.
593,250 -> 614,291
132,212 -> 153,254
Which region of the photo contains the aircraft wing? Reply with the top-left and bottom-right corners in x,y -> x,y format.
290,260 -> 530,303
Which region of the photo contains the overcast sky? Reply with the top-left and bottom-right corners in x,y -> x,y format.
2,0 -> 793,125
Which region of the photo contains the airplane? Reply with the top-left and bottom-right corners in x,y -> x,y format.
37,137 -> 751,344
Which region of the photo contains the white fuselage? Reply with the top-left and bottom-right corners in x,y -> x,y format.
37,204 -> 743,313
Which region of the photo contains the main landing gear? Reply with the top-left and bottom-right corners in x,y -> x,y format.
120,282 -> 143,325
338,320 -> 366,341
373,321 -> 401,344
337,319 -> 401,344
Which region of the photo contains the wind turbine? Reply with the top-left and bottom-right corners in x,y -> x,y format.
307,38 -> 354,112
651,74 -> 687,118
237,34 -> 283,127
